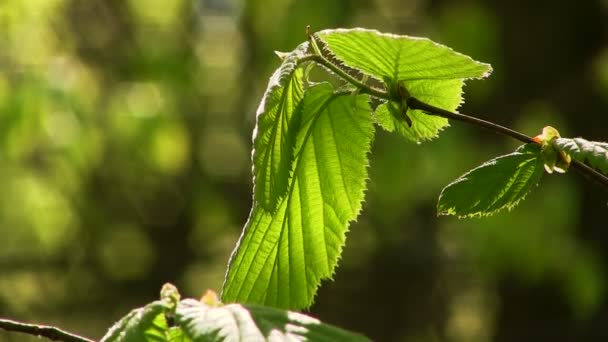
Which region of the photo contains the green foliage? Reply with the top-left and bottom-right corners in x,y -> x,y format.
177,299 -> 369,342
254,42 -> 310,211
553,137 -> 608,174
101,286 -> 368,342
437,144 -> 544,217
223,27 -> 600,311
316,28 -> 491,142
101,301 -> 183,342
316,28 -> 492,81
222,83 -> 375,309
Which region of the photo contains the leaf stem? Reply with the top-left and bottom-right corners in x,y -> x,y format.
407,97 -> 608,188
407,97 -> 534,144
0,318 -> 94,342
299,55 -> 390,100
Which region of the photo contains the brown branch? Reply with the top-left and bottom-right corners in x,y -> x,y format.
0,318 -> 94,342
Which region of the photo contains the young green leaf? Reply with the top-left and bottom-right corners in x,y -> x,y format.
373,79 -> 464,142
316,28 -> 491,142
222,83 -> 374,309
100,301 -> 187,342
553,137 -> 608,174
176,299 -> 370,342
438,144 -> 544,217
316,28 -> 492,81
254,42 -> 309,212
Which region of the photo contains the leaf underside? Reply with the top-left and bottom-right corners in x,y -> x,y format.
316,28 -> 491,142
102,298 -> 369,342
176,299 -> 370,342
222,83 -> 374,309
553,137 -> 608,174
438,144 -> 544,217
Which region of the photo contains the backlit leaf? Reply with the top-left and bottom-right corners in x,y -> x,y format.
254,42 -> 309,211
100,301 -> 188,342
222,83 -> 374,309
316,28 -> 491,142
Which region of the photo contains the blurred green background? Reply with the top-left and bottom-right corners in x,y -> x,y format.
1,0 -> 607,341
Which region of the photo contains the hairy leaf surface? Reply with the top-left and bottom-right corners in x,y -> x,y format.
438,144 -> 543,217
316,28 -> 491,142
254,42 -> 309,211
553,137 -> 608,174
176,299 -> 370,342
222,83 -> 374,309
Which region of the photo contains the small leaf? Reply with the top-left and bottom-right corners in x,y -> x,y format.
532,126 -> 571,173
316,28 -> 490,142
553,137 -> 608,174
101,301 -> 187,342
175,299 -> 370,342
438,144 -> 544,217
222,83 -> 375,309
254,42 -> 309,212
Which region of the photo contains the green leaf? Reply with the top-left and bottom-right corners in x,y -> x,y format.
176,299 -> 370,342
101,301 -> 188,342
438,144 -> 544,217
316,28 -> 492,81
316,28 -> 491,142
372,79 -> 462,142
254,42 -> 309,211
553,137 -> 608,174
222,83 -> 375,309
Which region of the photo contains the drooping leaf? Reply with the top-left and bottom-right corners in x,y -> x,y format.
254,42 -> 309,212
316,28 -> 491,142
176,299 -> 370,342
553,137 -> 608,174
100,301 -> 188,342
438,144 -> 544,217
222,83 -> 375,309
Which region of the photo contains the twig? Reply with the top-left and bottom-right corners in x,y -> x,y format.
570,160 -> 608,188
407,97 -> 535,144
407,97 -> 608,189
0,318 -> 94,342
300,44 -> 608,190
299,55 -> 390,100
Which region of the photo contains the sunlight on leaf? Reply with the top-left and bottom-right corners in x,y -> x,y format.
100,301 -> 186,342
316,28 -> 491,142
254,42 -> 309,212
222,83 -> 374,309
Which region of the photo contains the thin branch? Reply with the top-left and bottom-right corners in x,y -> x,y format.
299,55 -> 390,100
407,97 -> 608,189
571,160 -> 608,188
407,97 -> 535,144
0,318 -> 94,342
